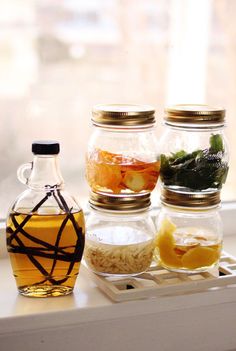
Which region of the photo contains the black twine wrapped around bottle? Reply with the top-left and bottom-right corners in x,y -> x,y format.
6,187 -> 85,287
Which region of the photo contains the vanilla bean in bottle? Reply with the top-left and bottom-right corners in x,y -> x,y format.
6,141 -> 85,297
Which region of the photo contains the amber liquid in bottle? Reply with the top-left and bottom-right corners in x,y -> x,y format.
6,210 -> 85,297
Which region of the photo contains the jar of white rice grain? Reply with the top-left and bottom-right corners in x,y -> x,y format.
84,192 -> 156,277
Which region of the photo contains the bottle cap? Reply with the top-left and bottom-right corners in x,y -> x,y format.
92,104 -> 156,128
164,104 -> 225,126
161,187 -> 221,208
32,141 -> 60,155
89,191 -> 151,212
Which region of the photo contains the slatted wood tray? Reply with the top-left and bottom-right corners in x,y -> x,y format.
85,251 -> 236,302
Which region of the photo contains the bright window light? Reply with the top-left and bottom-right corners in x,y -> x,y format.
166,0 -> 212,104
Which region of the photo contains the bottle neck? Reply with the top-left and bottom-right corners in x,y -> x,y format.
28,155 -> 64,191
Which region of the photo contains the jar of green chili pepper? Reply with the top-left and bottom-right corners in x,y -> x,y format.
159,104 -> 229,192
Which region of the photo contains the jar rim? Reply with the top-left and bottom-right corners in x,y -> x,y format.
88,205 -> 152,215
161,202 -> 220,211
162,121 -> 226,131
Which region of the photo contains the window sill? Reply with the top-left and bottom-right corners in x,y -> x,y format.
0,203 -> 236,351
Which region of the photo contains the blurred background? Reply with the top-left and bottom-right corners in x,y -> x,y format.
0,0 -> 235,217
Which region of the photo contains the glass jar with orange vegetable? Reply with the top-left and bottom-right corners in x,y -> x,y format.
154,188 -> 223,273
86,104 -> 160,195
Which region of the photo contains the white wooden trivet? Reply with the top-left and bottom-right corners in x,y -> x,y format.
84,251 -> 236,302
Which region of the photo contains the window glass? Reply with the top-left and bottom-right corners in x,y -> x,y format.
0,0 -> 235,219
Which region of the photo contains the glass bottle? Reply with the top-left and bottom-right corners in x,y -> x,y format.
6,141 -> 85,297
84,192 -> 156,276
154,187 -> 223,273
86,104 -> 160,195
159,104 -> 229,192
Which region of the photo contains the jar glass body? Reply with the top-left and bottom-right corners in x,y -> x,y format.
84,207 -> 156,276
6,155 -> 85,297
154,204 -> 223,273
159,124 -> 229,192
86,126 -> 160,195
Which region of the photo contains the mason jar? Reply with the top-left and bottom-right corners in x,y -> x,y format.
84,192 -> 156,276
86,104 -> 160,195
154,187 -> 223,273
159,104 -> 229,192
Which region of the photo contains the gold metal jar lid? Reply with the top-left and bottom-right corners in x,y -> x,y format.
161,187 -> 221,208
164,104 -> 225,126
89,192 -> 151,211
92,104 -> 156,127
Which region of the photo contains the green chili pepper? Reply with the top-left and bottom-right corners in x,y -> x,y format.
160,134 -> 228,190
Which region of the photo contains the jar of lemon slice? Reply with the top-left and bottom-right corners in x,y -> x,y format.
154,188 -> 223,273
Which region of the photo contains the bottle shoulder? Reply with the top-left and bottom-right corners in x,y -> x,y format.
9,188 -> 83,216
